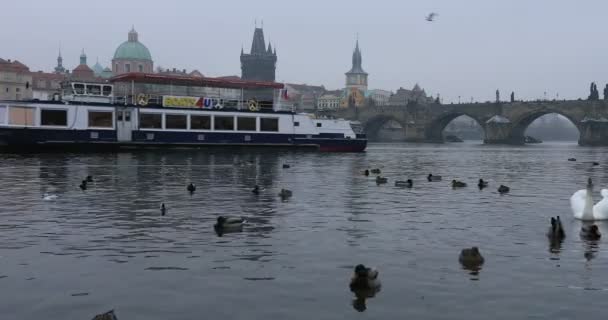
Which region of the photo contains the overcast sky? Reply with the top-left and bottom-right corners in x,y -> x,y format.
1,0 -> 606,102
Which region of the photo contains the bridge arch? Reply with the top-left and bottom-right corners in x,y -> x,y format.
508,110 -> 582,144
363,115 -> 406,141
426,112 -> 486,142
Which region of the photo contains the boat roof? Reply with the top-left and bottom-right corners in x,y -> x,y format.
110,72 -> 284,90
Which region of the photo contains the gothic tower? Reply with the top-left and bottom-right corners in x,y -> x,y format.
240,27 -> 277,82
345,39 -> 368,91
54,48 -> 66,74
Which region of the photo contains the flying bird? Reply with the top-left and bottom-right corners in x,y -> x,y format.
426,12 -> 438,22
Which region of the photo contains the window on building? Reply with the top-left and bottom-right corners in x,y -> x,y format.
138,65 -> 143,72
40,109 -> 67,126
191,115 -> 211,130
88,111 -> 113,128
165,114 -> 187,129
5,88 -> 8,93
16,88 -> 20,93
125,64 -> 131,73
139,113 -> 162,129
0,106 -> 6,124
9,106 -> 35,125
38,80 -> 46,89
260,118 -> 279,132
115,64 -> 119,73
237,117 -> 256,131
214,116 -> 234,130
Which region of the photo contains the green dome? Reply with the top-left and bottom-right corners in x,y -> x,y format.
114,41 -> 152,61
113,28 -> 152,61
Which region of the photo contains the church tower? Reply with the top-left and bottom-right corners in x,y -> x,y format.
240,26 -> 277,82
345,39 -> 368,91
54,48 -> 66,74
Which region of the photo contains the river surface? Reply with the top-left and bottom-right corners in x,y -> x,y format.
1,142 -> 608,319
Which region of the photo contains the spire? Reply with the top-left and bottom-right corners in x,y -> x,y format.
241,45 -> 244,55
267,42 -> 273,54
80,49 -> 87,65
250,27 -> 266,55
347,38 -> 366,74
54,44 -> 65,74
128,26 -> 138,42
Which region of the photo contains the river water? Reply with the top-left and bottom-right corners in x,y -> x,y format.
1,142 -> 607,319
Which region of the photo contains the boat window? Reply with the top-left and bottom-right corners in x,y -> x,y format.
0,106 -> 6,124
9,106 -> 35,126
316,123 -> 322,127
294,121 -> 300,127
139,113 -> 162,129
86,85 -> 101,96
214,116 -> 234,131
88,111 -> 113,128
73,83 -> 85,95
191,115 -> 211,130
40,109 -> 67,127
260,118 -> 279,132
102,86 -> 112,96
237,117 -> 256,131
165,114 -> 187,129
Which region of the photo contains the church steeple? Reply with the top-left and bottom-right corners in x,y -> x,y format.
345,38 -> 368,92
348,39 -> 366,74
54,46 -> 65,74
80,49 -> 87,66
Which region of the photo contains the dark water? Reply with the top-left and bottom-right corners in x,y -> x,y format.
1,142 -> 608,319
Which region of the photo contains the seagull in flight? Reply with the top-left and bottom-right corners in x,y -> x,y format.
426,12 -> 438,22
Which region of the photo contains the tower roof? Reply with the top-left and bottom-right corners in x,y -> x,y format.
114,27 -> 153,61
250,28 -> 267,55
346,39 -> 367,75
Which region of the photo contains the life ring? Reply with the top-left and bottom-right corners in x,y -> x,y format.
214,103 -> 224,109
248,99 -> 259,111
137,93 -> 149,106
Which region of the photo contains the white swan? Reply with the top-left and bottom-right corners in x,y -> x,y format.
571,178 -> 608,221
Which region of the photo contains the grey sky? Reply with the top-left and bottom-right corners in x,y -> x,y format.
1,0 -> 606,102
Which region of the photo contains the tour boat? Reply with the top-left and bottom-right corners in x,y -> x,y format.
0,73 -> 367,152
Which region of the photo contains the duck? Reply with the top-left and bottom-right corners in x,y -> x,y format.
593,162 -> 600,166
282,164 -> 291,169
349,264 -> 381,292
459,247 -> 484,268
79,180 -> 87,190
570,178 -> 608,221
252,185 -> 260,195
395,179 -> 413,188
92,309 -> 118,320
370,168 -> 381,174
568,158 -> 577,162
160,203 -> 166,216
451,180 -> 467,188
547,216 -> 565,240
478,179 -> 488,189
580,224 -> 601,240
279,189 -> 293,199
86,175 -> 94,183
43,193 -> 58,201
498,185 -> 510,194
376,176 -> 388,184
364,169 -> 370,176
427,174 -> 442,182
214,216 -> 246,231
187,183 -> 196,193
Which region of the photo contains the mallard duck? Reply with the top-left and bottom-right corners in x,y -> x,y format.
187,183 -> 196,193
459,247 -> 484,267
91,309 -> 118,320
376,176 -> 388,184
568,158 -> 576,162
478,179 -> 488,189
252,185 -> 260,195
547,216 -> 565,240
279,189 -> 293,199
427,174 -> 442,182
160,203 -> 166,216
580,224 -> 601,240
370,168 -> 381,174
349,264 -> 381,292
86,175 -> 94,183
282,164 -> 291,169
498,185 -> 510,194
214,216 -> 246,230
452,180 -> 467,188
395,179 -> 413,188
593,162 -> 600,166
79,180 -> 87,190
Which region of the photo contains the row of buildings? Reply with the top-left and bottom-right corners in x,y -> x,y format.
1,25 -> 435,112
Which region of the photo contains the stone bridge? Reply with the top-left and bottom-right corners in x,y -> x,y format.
327,100 -> 608,145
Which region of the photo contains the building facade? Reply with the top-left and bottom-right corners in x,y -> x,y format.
388,84 -> 434,106
368,89 -> 392,106
283,83 -> 325,112
240,27 -> 277,82
0,58 -> 33,100
31,71 -> 65,101
112,27 -> 153,75
317,90 -> 343,111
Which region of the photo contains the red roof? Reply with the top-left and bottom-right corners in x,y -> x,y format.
110,72 -> 284,89
0,59 -> 30,72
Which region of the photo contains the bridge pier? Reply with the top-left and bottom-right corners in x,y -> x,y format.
579,121 -> 608,146
483,121 -> 518,144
